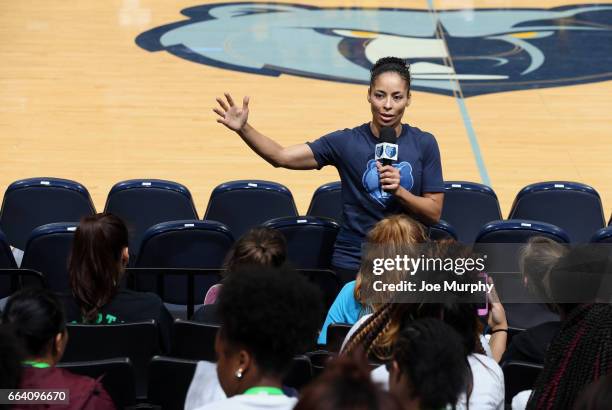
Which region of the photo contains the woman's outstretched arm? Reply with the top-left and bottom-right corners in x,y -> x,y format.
214,93 -> 318,170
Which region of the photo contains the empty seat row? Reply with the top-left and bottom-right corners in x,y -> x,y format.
1,178 -> 608,255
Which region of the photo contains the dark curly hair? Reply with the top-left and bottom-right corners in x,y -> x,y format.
294,354 -> 403,410
370,57 -> 411,93
217,266 -> 323,375
393,318 -> 469,410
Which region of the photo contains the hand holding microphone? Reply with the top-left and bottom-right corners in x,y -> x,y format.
375,127 -> 399,197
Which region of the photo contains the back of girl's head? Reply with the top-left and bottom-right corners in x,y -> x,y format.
217,266 -> 322,376
223,227 -> 287,272
357,215 -> 427,304
1,288 -> 65,358
366,214 -> 427,247
370,57 -> 411,93
294,355 -> 403,410
392,318 -> 469,410
69,212 -> 128,322
519,236 -> 568,300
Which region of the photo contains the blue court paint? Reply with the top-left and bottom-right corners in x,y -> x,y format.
426,0 -> 490,186
455,97 -> 491,186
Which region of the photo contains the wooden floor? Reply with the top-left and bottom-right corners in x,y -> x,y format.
1,0 -> 610,219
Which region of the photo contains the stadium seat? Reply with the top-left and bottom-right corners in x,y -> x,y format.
475,220 -> 568,329
0,177 -> 94,250
0,269 -> 45,299
62,321 -> 159,397
297,269 -> 342,313
428,219 -> 458,241
591,226 -> 612,243
502,360 -> 543,405
204,180 -> 298,238
104,179 -> 198,255
307,181 -> 342,222
508,181 -> 605,242
441,181 -> 502,243
57,358 -> 135,408
20,222 -> 77,292
284,356 -> 313,390
326,323 -> 352,352
148,356 -> 197,410
171,319 -> 219,362
263,216 -> 339,269
134,220 -> 232,305
0,229 -> 17,297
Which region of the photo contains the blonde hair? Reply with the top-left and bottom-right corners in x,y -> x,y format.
519,236 -> 568,303
354,215 -> 427,310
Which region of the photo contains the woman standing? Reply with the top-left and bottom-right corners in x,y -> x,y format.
214,57 -> 444,282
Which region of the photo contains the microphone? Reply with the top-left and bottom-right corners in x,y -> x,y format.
374,127 -> 398,198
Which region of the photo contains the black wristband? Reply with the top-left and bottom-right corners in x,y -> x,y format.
490,328 -> 508,334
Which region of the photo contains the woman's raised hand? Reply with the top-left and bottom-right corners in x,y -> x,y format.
214,93 -> 249,132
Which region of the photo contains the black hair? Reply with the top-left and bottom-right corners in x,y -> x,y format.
294,355 -> 403,410
393,318 -> 469,410
1,288 -> 66,358
573,374 -> 612,410
217,267 -> 323,376
370,57 -> 411,93
0,325 -> 23,391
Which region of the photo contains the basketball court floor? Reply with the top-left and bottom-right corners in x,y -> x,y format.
1,0 -> 610,218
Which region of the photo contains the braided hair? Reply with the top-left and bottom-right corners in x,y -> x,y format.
527,303 -> 612,409
370,57 -> 411,94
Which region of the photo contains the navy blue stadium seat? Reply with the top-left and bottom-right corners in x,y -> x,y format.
476,220 -> 570,244
307,181 -> 342,222
441,181 -> 502,243
104,179 -> 198,255
62,321 -> 159,398
204,180 -> 298,238
21,222 -> 77,292
148,356 -> 197,410
171,319 -> 219,362
0,229 -> 17,298
297,269 -> 342,312
134,221 -> 232,304
0,269 -> 45,300
428,219 -> 458,241
502,361 -> 543,405
0,177 -> 94,250
591,226 -> 612,243
263,216 -> 339,269
58,358 -> 135,408
475,220 -> 568,329
508,181 -> 605,242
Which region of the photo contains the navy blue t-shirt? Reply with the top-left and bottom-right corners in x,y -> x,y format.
307,123 -> 444,269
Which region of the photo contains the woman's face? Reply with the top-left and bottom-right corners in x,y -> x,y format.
368,71 -> 410,132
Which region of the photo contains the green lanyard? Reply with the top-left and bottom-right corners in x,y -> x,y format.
243,387 -> 283,396
23,360 -> 51,368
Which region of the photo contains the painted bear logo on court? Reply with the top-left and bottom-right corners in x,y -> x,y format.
136,3 -> 612,97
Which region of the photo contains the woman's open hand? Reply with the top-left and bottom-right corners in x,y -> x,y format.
214,93 -> 249,132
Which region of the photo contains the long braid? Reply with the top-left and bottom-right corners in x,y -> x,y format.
527,304 -> 612,409
343,303 -> 394,357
